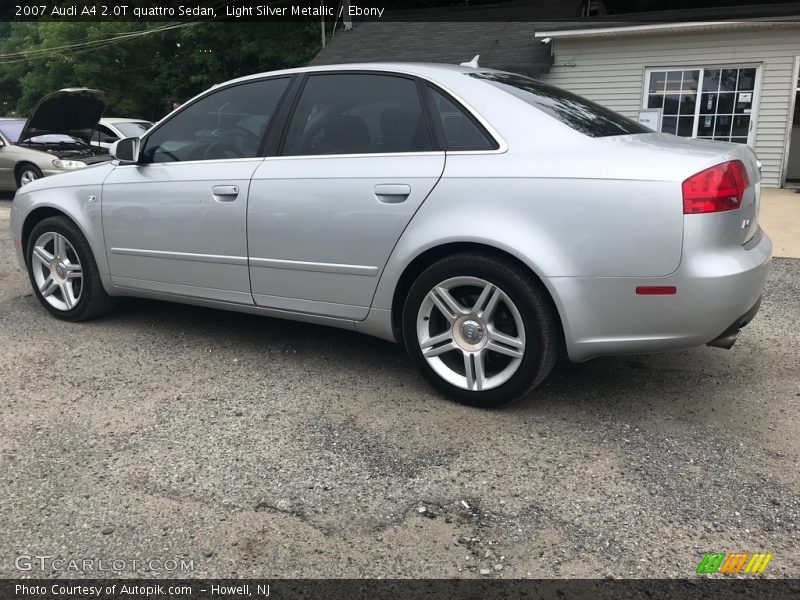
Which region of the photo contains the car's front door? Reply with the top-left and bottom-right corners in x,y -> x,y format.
102,77 -> 291,303
247,72 -> 445,320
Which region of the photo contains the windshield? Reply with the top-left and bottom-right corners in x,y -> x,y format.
0,120 -> 25,143
469,72 -> 649,137
0,120 -> 80,144
115,121 -> 153,138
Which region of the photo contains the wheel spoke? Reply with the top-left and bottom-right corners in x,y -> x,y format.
428,286 -> 465,323
64,262 -> 82,279
33,245 -> 54,266
487,329 -> 525,359
53,233 -> 67,259
421,331 -> 458,357
40,276 -> 58,297
60,283 -> 76,309
476,286 -> 503,320
463,351 -> 486,391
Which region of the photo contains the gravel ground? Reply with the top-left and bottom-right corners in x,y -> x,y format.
0,197 -> 798,579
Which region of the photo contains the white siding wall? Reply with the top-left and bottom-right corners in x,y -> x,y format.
542,26 -> 800,187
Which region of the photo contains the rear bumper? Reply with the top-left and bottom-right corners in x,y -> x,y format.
706,296 -> 761,349
547,227 -> 772,362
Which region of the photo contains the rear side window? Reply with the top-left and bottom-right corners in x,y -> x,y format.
469,72 -> 649,137
427,85 -> 498,151
282,73 -> 432,156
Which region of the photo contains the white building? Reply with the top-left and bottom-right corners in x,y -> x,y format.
535,21 -> 800,188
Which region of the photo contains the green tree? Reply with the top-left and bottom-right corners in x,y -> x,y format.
0,22 -> 319,121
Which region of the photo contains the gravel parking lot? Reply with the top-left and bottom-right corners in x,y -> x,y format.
1,197 -> 798,579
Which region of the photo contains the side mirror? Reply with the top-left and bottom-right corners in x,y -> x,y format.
110,137 -> 140,164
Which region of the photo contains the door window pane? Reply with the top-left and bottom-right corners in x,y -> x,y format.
703,69 -> 721,92
717,93 -> 735,114
714,115 -> 733,139
731,115 -> 750,136
700,93 -> 717,115
283,74 -> 432,156
737,68 -> 756,91
720,69 -> 739,91
141,78 -> 290,163
677,117 -> 694,137
698,115 -> 715,137
662,116 -> 678,135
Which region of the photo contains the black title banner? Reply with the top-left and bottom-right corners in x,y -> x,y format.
3,0 -> 800,23
3,579 -> 800,600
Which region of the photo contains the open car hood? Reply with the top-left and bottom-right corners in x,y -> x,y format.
19,88 -> 106,144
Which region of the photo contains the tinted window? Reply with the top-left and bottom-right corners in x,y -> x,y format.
469,72 -> 649,137
141,78 -> 289,163
283,74 -> 432,156
115,121 -> 152,138
427,86 -> 497,151
94,125 -> 117,144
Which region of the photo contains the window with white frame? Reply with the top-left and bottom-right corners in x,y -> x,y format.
644,67 -> 757,144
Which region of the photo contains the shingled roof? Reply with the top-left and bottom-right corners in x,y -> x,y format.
309,21 -> 555,78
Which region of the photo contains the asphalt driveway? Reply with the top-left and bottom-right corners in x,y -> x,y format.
1,198 -> 798,579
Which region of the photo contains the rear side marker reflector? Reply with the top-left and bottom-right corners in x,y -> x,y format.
636,286 -> 677,295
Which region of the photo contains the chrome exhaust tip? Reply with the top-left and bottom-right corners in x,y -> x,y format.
707,330 -> 740,349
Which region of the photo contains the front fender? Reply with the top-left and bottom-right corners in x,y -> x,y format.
12,163 -> 116,277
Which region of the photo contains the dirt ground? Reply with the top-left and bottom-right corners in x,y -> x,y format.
1,199 -> 798,579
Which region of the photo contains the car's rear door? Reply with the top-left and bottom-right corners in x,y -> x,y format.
101,77 -> 291,303
247,72 -> 445,320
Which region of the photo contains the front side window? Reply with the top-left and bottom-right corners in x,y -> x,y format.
141,78 -> 290,163
282,73 -> 432,156
470,71 -> 649,137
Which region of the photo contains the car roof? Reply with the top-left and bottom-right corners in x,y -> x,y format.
222,62 -> 488,87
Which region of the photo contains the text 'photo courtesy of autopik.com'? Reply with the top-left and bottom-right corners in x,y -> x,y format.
1,0 -> 799,599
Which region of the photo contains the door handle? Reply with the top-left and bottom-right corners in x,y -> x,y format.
212,185 -> 239,201
374,184 -> 411,204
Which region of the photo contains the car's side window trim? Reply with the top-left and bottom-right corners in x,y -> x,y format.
422,82 -> 501,153
275,70 -> 440,158
137,74 -> 296,165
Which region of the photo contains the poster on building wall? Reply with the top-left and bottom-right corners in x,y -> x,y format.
638,109 -> 662,131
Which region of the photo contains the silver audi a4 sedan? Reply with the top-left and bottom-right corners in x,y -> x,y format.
10,63 -> 772,406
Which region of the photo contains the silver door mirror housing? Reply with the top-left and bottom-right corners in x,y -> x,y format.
110,137 -> 140,164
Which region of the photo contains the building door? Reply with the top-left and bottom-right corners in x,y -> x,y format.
644,66 -> 759,145
786,66 -> 800,182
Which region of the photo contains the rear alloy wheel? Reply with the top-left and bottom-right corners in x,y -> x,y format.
26,217 -> 116,321
403,253 -> 559,407
16,164 -> 43,188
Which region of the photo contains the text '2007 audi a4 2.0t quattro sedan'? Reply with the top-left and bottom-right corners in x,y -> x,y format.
10,62 -> 771,407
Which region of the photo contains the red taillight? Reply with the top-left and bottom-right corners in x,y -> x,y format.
682,160 -> 749,214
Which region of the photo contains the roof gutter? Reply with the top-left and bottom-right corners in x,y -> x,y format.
534,19 -> 799,39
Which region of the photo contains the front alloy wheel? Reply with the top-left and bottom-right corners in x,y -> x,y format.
30,231 -> 84,311
403,253 -> 559,407
26,216 -> 116,321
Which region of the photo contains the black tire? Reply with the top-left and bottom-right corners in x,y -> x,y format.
402,252 -> 560,407
15,163 -> 43,189
26,216 -> 116,321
